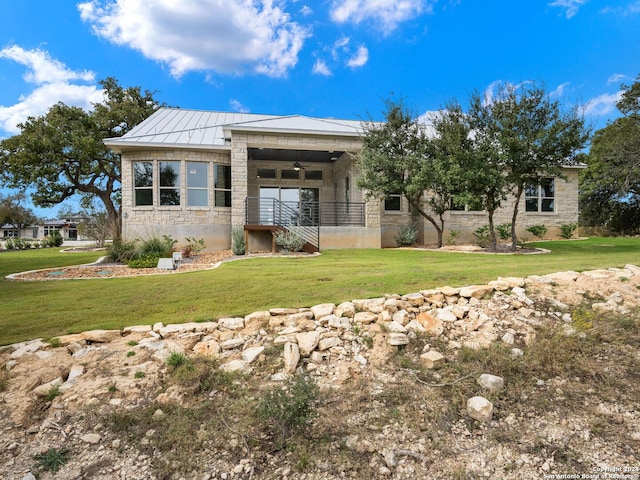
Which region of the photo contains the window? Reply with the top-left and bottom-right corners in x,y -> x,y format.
134,161 -> 153,206
4,229 -> 18,238
187,162 -> 208,207
305,170 -> 323,180
215,164 -> 231,207
257,168 -> 276,179
384,194 -> 401,212
451,197 -> 483,212
32,228 -> 38,239
44,226 -> 60,237
525,178 -> 555,212
281,169 -> 300,179
159,161 -> 181,206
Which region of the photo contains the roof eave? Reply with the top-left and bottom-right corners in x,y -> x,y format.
222,125 -> 363,138
103,139 -> 231,154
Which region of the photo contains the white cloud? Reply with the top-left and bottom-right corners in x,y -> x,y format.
601,1 -> 640,15
312,59 -> 332,76
0,46 -> 102,136
300,5 -> 313,16
229,99 -> 250,113
548,0 -> 588,19
607,73 -> 627,84
584,91 -> 623,117
346,46 -> 368,68
330,0 -> 431,34
550,82 -> 571,98
78,0 -> 312,78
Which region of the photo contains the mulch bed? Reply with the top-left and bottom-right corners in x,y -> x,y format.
9,251 -> 235,281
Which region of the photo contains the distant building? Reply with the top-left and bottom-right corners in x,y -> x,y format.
1,217 -> 90,241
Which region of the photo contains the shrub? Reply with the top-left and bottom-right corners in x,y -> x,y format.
33,447 -> 70,475
107,239 -> 138,263
560,223 -> 578,239
134,371 -> 146,379
127,254 -> 159,268
48,230 -> 63,247
274,228 -> 305,253
138,234 -> 176,258
394,222 -> 418,247
526,224 -> 548,239
496,223 -> 512,241
232,226 -> 245,255
446,229 -> 460,245
4,238 -> 14,250
473,225 -> 491,248
183,237 -> 206,257
257,374 -> 320,447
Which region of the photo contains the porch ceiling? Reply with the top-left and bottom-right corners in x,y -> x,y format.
248,147 -> 344,164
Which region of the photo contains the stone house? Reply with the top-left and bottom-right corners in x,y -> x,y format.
104,108 -> 582,252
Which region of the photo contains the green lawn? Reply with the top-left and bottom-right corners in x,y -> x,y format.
1,238 -> 640,346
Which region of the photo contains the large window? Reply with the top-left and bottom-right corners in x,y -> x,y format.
525,178 -> 555,212
187,162 -> 208,207
134,161 -> 153,206
215,164 -> 231,207
384,194 -> 401,212
159,161 -> 181,206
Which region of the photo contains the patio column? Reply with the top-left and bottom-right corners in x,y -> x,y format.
230,133 -> 248,229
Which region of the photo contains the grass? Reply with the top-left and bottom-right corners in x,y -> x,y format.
1,237 -> 640,345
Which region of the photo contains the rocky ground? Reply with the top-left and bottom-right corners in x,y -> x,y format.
2,264 -> 640,479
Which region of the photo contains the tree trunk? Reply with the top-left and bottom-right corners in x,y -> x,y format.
510,184 -> 524,252
406,196 -> 443,248
488,209 -> 498,252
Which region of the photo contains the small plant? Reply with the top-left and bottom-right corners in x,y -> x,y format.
33,447 -> 70,475
257,374 -> 320,448
473,225 -> 491,248
138,234 -> 176,258
526,224 -> 547,239
496,223 -> 511,241
394,222 -> 418,247
48,230 -> 64,247
134,371 -> 146,379
4,238 -> 14,250
46,337 -> 61,348
274,228 -> 305,254
46,385 -> 62,402
108,384 -> 118,394
232,226 -> 245,255
559,223 -> 578,239
127,254 -> 159,268
127,351 -> 136,357
0,370 -> 8,392
183,237 -> 206,257
446,229 -> 460,245
166,351 -> 189,369
127,340 -> 139,346
361,335 -> 373,349
107,239 -> 138,263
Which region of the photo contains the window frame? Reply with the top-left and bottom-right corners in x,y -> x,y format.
186,161 -> 209,207
159,161 -> 181,206
133,161 -> 154,207
384,194 -> 402,212
214,164 -> 232,208
525,177 -> 555,213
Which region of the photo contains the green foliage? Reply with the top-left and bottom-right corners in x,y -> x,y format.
139,235 -> 176,258
49,230 -> 64,247
526,224 -> 548,239
257,374 -> 320,447
560,223 -> 578,239
167,351 -> 190,369
134,371 -> 146,379
473,225 -> 491,248
446,229 -> 460,245
46,385 -> 62,402
107,239 -> 138,263
496,223 -> 512,241
127,340 -> 138,346
394,222 -> 418,247
0,78 -> 163,240
0,370 -> 8,392
108,384 -> 118,394
33,447 -> 70,475
274,228 -> 305,253
46,337 -> 61,348
183,237 -> 206,257
127,254 -> 159,268
127,351 -> 136,357
232,226 -> 245,255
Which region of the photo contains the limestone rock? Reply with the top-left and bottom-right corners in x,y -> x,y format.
354,312 -> 378,324
242,346 -> 265,364
220,338 -> 245,350
310,303 -> 335,320
81,433 -> 102,444
402,292 -> 425,306
467,396 -> 494,422
459,285 -> 494,299
80,329 -> 121,343
416,312 -> 444,336
352,297 -> 385,313
318,336 -> 342,351
33,377 -> 64,397
420,350 -> 445,369
384,321 -> 407,333
220,360 -> 250,372
283,342 -> 300,373
477,373 -> 504,392
218,317 -> 245,330
193,340 -> 221,356
387,333 -> 410,346
296,331 -> 321,356
244,311 -> 271,326
393,310 -> 411,326
335,302 -> 356,318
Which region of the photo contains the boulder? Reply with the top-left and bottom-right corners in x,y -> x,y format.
283,342 -> 300,373
477,373 -> 504,392
459,285 -> 494,299
218,317 -> 245,330
335,302 -> 356,318
354,312 -> 378,324
81,329 -> 121,343
310,303 -> 335,320
416,312 -> 444,336
387,333 -> 410,346
420,350 -> 445,369
241,346 -> 264,364
296,331 -> 321,355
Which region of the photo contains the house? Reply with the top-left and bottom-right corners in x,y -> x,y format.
1,218 -> 88,242
104,107 -> 583,252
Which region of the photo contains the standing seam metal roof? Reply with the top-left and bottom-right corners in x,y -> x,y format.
104,108 -> 364,150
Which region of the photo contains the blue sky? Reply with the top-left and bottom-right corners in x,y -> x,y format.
1,0 -> 639,218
